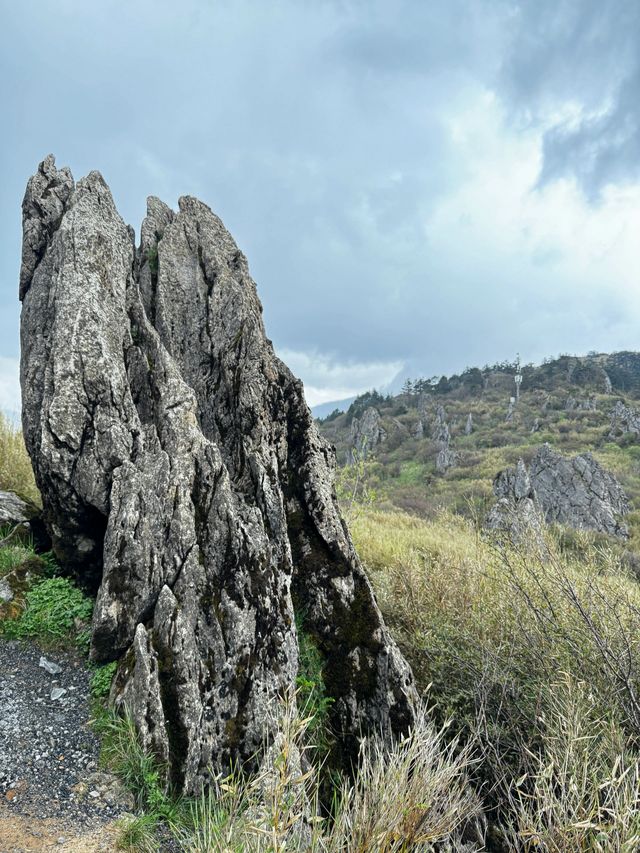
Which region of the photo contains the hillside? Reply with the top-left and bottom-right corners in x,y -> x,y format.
319,351 -> 640,550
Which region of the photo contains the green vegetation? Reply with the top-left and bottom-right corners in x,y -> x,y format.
97,697 -> 478,852
295,615 -> 334,756
351,507 -> 640,848
1,575 -> 93,647
146,244 -> 159,275
0,532 -> 34,578
91,660 -> 118,700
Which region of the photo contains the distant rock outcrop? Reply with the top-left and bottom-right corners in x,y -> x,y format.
609,401 -> 640,439
565,396 -> 597,412
19,156 -> 416,794
433,405 -> 457,473
464,413 -> 473,435
349,406 -> 386,460
486,460 -> 545,545
487,444 -> 630,540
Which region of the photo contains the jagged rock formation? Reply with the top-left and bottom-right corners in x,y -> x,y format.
433,405 -> 456,473
565,396 -> 597,412
609,401 -> 640,438
464,413 -> 473,435
485,460 -> 545,545
531,445 -> 629,537
414,419 -> 424,439
19,156 -> 416,794
487,444 -> 629,540
349,406 -> 386,461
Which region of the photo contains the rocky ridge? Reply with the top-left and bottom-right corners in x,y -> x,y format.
487,444 -> 630,540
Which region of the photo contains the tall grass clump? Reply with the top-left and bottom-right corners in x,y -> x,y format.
105,694 -> 480,852
505,676 -> 640,852
350,507 -> 640,843
0,411 -> 39,503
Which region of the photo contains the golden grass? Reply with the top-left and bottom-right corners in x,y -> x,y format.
350,506 -> 640,848
0,412 -> 39,504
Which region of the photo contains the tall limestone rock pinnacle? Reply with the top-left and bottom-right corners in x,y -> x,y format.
19,156 -> 417,794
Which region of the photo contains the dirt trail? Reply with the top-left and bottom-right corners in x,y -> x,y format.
0,640 -> 131,853
0,805 -> 120,853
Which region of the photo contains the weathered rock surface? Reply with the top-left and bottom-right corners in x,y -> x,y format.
530,445 -> 629,537
349,406 -> 386,460
0,491 -> 48,550
464,413 -> 473,435
433,405 -> 456,473
565,395 -> 597,412
0,491 -> 33,528
487,444 -> 629,540
485,459 -> 546,546
19,156 -> 416,794
609,400 -> 640,438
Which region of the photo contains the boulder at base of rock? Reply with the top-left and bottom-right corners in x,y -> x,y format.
19,156 -> 417,795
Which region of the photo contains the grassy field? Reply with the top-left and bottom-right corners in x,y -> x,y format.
351,507 -> 640,849
5,392 -> 640,848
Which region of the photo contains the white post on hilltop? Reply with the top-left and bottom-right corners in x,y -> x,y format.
514,353 -> 523,403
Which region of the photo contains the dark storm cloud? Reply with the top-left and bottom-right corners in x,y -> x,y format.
500,0 -> 640,196
0,0 -> 639,408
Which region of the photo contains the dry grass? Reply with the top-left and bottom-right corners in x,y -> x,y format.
505,676 -> 640,852
0,412 -> 39,504
350,507 -> 640,847
144,697 -> 482,852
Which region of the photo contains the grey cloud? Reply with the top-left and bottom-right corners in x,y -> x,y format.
0,0 -> 639,408
500,0 -> 640,196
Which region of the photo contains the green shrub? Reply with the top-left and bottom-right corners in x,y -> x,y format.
1,576 -> 93,645
296,615 -> 334,757
0,534 -> 35,578
91,661 -> 118,699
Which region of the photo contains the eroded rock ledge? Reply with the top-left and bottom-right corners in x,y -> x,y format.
19,156 -> 416,794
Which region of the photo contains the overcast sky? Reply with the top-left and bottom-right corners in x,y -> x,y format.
1,0 -> 639,414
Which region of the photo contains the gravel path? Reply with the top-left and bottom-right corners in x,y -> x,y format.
0,639 -> 132,852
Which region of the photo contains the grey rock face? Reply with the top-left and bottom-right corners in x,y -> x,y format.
350,407 -> 386,460
530,445 -> 629,538
20,156 -> 416,794
464,413 -> 473,435
0,491 -> 33,527
487,445 -> 630,541
566,396 -> 597,412
414,419 -> 424,439
433,405 -> 456,473
486,460 -> 545,546
609,401 -> 640,438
